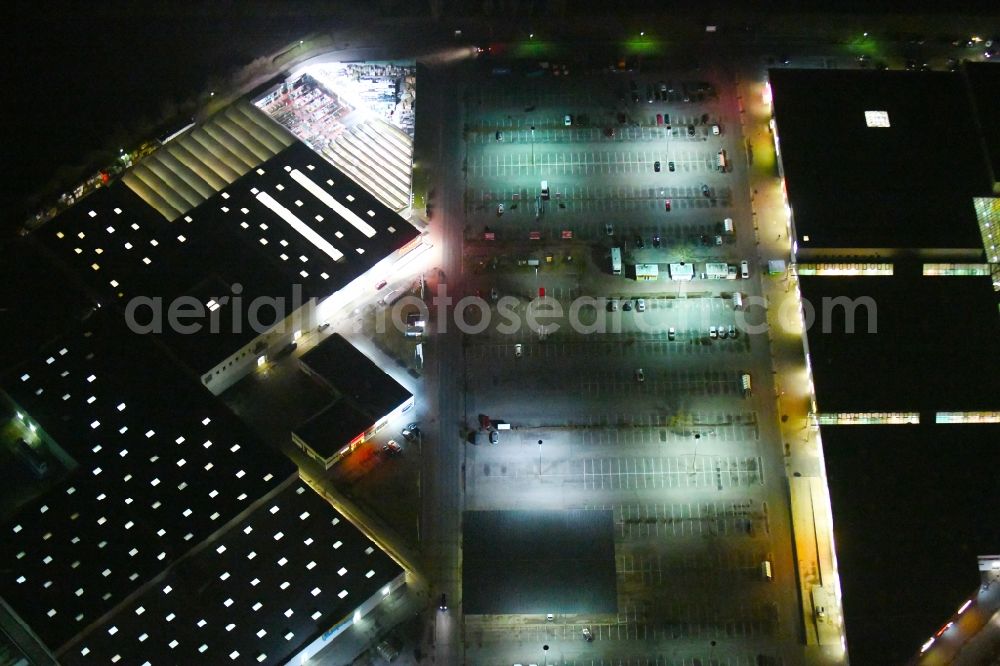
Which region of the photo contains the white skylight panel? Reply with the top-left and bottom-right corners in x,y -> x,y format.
255,191 -> 344,261
289,169 -> 377,238
865,110 -> 890,127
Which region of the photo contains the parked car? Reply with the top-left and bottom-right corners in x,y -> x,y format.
635,368 -> 645,382
564,114 -> 573,126
605,223 -> 614,236
497,203 -> 504,215
607,299 -> 618,312
656,113 -> 663,125
664,199 -> 672,212
514,343 -> 523,357
402,423 -> 420,440
712,124 -> 720,135
709,326 -> 718,339
668,161 -> 675,172
668,327 -> 676,340
654,160 -> 661,172
635,236 -> 645,248
702,184 -> 711,197
652,234 -> 661,247
489,430 -> 499,444
383,440 -> 402,455
623,300 -> 632,311
636,298 -> 646,312
495,130 -> 503,141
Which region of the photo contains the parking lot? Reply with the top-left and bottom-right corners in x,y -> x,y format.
459,58 -> 798,666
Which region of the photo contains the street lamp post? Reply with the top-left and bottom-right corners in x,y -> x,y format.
531,125 -> 536,168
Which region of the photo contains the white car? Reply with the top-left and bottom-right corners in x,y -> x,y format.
564,114 -> 572,126
636,298 -> 646,312
709,326 -> 718,339
497,203 -> 504,215
740,260 -> 750,279
514,343 -> 523,357
712,124 -> 720,135
635,368 -> 645,382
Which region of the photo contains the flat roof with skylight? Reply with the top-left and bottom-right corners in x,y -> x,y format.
40,140 -> 419,373
769,69 -> 992,254
60,480 -> 404,666
0,313 -> 296,651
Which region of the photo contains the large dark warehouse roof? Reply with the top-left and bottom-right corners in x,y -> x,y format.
769,68 -> 992,254
462,509 -> 617,615
800,268 -> 1000,415
822,424 -> 1000,666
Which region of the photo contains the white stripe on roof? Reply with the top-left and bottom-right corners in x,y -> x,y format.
255,191 -> 344,262
290,169 -> 377,238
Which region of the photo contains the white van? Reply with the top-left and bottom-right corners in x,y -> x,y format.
761,560 -> 773,581
732,292 -> 743,310
723,217 -> 734,234
378,289 -> 399,306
